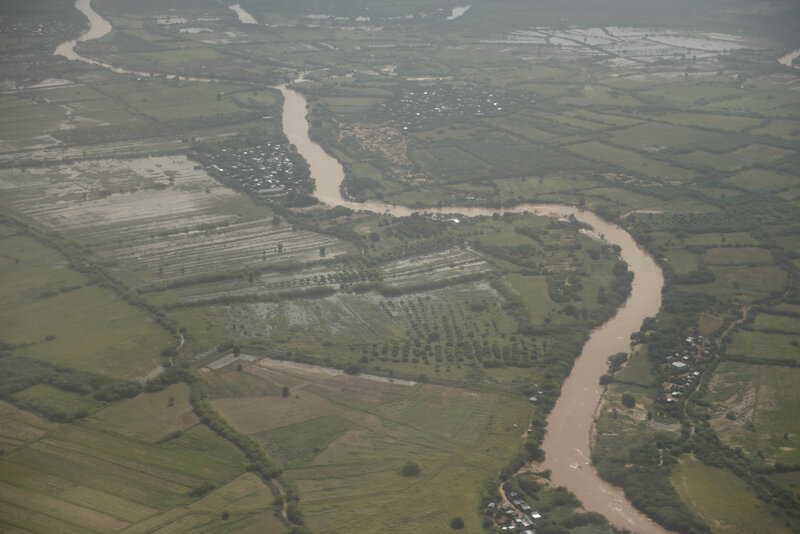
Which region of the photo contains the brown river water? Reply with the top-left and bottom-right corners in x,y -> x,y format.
57,2 -> 670,532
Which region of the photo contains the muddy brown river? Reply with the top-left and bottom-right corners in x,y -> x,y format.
57,2 -> 669,532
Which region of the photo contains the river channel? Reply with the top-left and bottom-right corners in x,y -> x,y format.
56,2 -> 668,532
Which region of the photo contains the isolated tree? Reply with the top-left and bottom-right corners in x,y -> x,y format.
282,386 -> 290,398
277,243 -> 283,253
401,461 -> 420,477
621,393 -> 635,409
450,517 -> 465,530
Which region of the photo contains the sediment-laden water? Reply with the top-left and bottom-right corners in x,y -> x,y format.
56,3 -> 669,531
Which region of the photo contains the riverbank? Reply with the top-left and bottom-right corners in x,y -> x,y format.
54,2 -> 669,531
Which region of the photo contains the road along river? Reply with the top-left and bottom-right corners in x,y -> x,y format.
57,2 -> 668,532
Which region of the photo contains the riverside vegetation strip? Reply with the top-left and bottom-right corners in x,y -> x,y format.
0,0 -> 798,532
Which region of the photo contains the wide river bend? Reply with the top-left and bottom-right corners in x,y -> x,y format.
56,2 -> 668,532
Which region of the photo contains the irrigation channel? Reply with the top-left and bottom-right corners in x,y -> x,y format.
56,2 -> 670,532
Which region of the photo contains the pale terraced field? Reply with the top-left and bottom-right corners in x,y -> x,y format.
381,247 -> 490,287
1,155 -> 351,288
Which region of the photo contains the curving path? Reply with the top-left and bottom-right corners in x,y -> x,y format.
56,2 -> 669,532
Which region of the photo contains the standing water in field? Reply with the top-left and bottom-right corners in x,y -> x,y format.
778,48 -> 800,69
55,3 -> 669,532
447,6 -> 472,21
229,4 -> 258,24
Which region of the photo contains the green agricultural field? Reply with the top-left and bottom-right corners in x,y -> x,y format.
706,362 -> 800,466
0,420 -> 274,533
613,346 -> 656,388
725,329 -> 800,364
723,169 -> 797,192
704,247 -> 773,266
608,123 -> 722,150
215,359 -> 531,533
750,312 -> 800,334
671,457 -> 793,534
86,383 -> 198,442
0,232 -> 174,378
566,141 -> 695,183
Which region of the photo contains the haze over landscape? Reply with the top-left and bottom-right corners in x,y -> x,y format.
0,0 -> 798,533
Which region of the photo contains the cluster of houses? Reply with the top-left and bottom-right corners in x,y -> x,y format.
663,335 -> 713,403
373,84 -> 523,131
486,485 -> 543,533
196,142 -> 310,198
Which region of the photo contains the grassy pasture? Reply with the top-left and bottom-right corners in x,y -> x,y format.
86,383 -> 198,442
704,247 -> 772,265
565,109 -> 643,127
0,422 -> 252,533
608,122 -> 721,149
0,400 -> 56,453
725,329 -> 799,364
105,79 -> 269,121
681,144 -> 793,171
723,168 -> 798,192
706,362 -> 800,466
0,233 -> 173,379
566,141 -> 695,182
683,232 -> 759,247
701,89 -> 800,117
750,312 -> 800,333
701,264 -> 787,303
671,456 -> 793,534
11,385 -> 103,419
202,364 -> 282,399
751,119 -> 800,140
613,346 -> 656,387
484,114 -> 569,143
253,414 -> 356,468
219,359 -> 530,533
650,111 -> 763,132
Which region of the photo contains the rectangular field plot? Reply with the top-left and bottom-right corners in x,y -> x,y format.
649,111 -> 763,132
680,144 -> 793,171
671,456 -> 794,534
2,156 -> 238,231
608,122 -> 722,150
703,265 -> 787,302
707,362 -> 800,467
750,312 -> 800,334
2,155 -> 350,290
0,401 -> 56,453
566,141 -> 695,182
704,247 -> 772,265
0,423 -> 249,533
751,119 -> 800,141
216,359 -> 530,533
110,220 -> 349,289
723,169 -> 798,192
216,279 -> 507,344
86,384 -> 198,442
381,247 -> 490,288
162,245 -> 485,307
0,233 -> 174,379
725,329 -> 800,364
